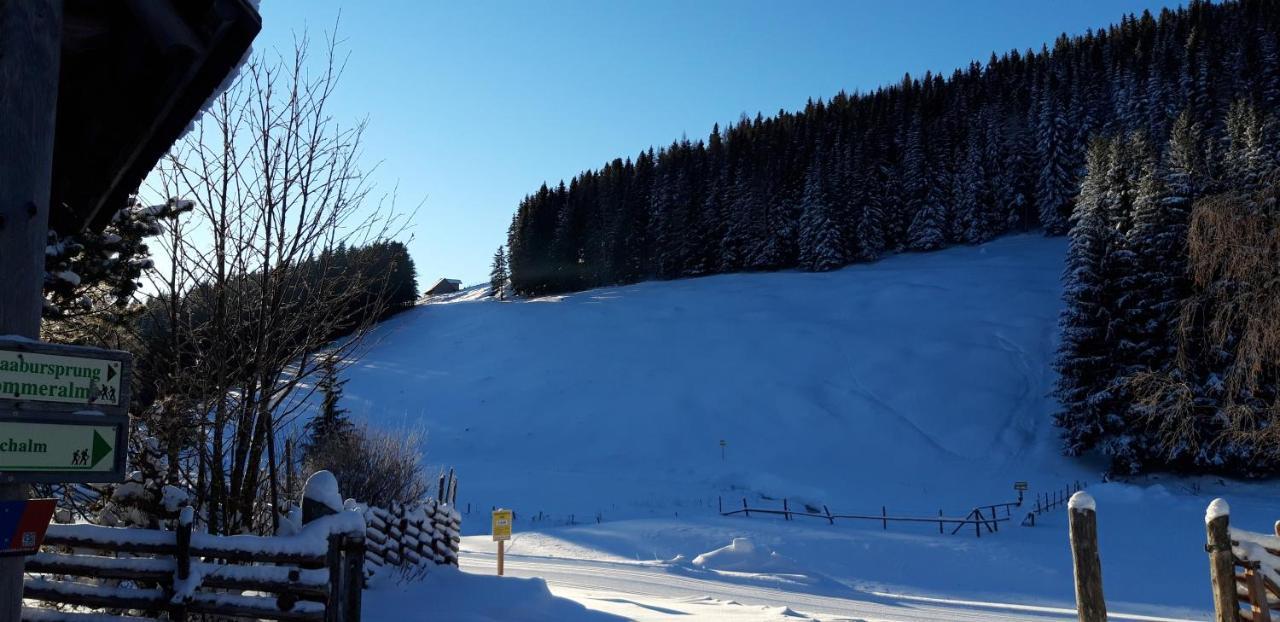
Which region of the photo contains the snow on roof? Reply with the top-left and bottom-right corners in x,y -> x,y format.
428,278 -> 463,289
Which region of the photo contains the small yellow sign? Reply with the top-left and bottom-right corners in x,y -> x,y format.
492,509 -> 513,542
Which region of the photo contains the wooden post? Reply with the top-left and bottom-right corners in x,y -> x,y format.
171,507 -> 193,621
824,505 -> 834,526
783,498 -> 790,521
326,534 -> 343,622
344,536 -> 365,622
1206,499 -> 1239,622
0,1 -> 63,619
285,439 -> 295,499
881,506 -> 887,530
939,509 -> 944,534
1245,564 -> 1271,622
742,498 -> 749,517
1068,492 -> 1106,622
497,540 -> 505,576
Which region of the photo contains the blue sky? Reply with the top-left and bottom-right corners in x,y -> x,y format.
255,0 -> 1183,286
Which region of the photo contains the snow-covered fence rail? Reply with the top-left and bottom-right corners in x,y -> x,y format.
362,471 -> 461,581
719,496 -> 1011,538
1204,498 -> 1280,622
23,475 -> 368,622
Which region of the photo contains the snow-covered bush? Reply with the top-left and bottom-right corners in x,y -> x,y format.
302,423 -> 430,510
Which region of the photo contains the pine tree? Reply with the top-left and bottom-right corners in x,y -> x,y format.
798,158 -> 844,271
304,354 -> 355,460
489,246 -> 509,300
907,171 -> 947,252
1054,139 -> 1120,456
1035,79 -> 1074,235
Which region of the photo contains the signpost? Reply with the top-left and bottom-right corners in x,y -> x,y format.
492,508 -> 512,576
0,339 -> 131,485
1014,481 -> 1029,504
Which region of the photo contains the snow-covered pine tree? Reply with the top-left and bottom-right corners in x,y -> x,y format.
798,157 -> 844,271
1054,138 -> 1122,456
959,125 -> 993,244
1035,78 -> 1074,235
489,246 -> 509,300
907,170 -> 948,252
720,167 -> 755,273
43,197 -> 192,321
1126,118 -> 1196,371
856,160 -> 889,261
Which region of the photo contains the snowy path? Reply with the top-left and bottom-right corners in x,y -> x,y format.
459,550 -> 1197,622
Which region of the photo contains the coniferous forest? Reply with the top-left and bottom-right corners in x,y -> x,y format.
505,0 -> 1280,476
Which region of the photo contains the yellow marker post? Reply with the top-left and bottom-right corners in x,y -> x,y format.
492,508 -> 512,576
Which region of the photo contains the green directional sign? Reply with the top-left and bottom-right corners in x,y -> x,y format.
0,421 -> 117,472
0,347 -> 123,408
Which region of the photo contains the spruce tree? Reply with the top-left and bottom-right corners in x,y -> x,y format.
798,159 -> 844,271
1054,138 -> 1121,456
304,354 -> 355,460
490,246 -> 509,300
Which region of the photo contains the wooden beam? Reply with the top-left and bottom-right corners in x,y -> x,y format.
0,0 -> 64,619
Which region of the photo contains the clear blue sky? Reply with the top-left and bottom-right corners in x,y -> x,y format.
255,0 -> 1183,286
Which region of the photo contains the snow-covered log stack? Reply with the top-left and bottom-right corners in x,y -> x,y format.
362,498 -> 461,580
361,469 -> 460,581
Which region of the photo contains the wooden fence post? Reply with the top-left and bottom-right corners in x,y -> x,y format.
1068,492 -> 1106,622
326,533 -> 343,622
1206,498 -> 1239,622
344,536 -> 366,622
171,507 -> 193,621
1245,563 -> 1271,622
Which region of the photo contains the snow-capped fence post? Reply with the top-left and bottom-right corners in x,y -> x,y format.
1205,498 -> 1239,622
1068,491 -> 1106,622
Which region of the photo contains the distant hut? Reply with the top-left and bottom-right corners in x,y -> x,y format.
425,278 -> 462,296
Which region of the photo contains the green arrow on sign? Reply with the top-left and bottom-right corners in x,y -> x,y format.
91,430 -> 111,467
0,421 -> 117,472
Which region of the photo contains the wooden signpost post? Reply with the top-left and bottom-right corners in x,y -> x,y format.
492,508 -> 513,576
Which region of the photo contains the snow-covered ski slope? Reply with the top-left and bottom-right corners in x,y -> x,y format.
344,234 -> 1280,618
348,234 -> 1074,514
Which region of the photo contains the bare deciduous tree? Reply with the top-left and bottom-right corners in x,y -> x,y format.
140,31 -> 410,534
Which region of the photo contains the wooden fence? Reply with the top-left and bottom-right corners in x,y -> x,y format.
1021,481 -> 1086,527
362,470 -> 461,580
719,496 -> 1012,538
22,507 -> 366,622
1205,498 -> 1280,622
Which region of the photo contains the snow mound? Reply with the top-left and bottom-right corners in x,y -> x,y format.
693,537 -> 776,571
364,565 -> 622,622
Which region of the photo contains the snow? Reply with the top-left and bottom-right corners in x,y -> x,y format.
304,469 -> 343,513
1206,498 -> 1230,524
333,235 -> 1280,619
1068,491 -> 1096,512
364,565 -> 623,622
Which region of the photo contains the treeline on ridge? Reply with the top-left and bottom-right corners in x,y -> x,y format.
505,0 -> 1280,297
